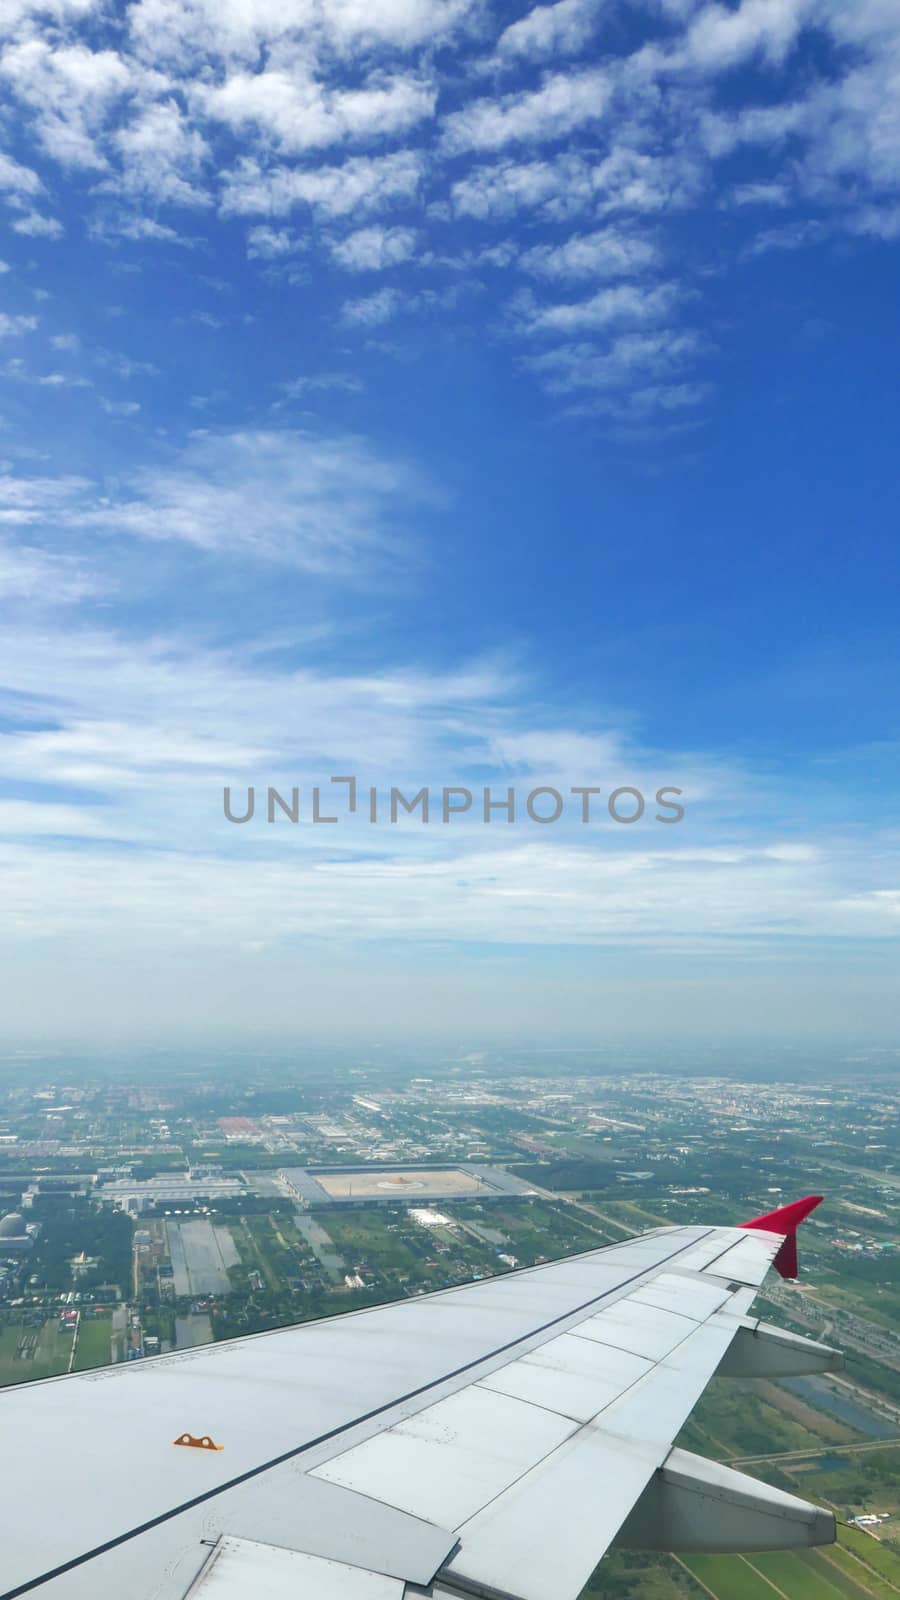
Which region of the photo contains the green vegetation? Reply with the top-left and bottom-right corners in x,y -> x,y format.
581,1551 -> 699,1598
72,1317 -> 113,1371
26,1194 -> 132,1297
675,1529 -> 900,1600
840,1526 -> 900,1583
752,1551 -> 845,1599
0,1319 -> 71,1386
683,1554 -> 782,1598
511,1159 -> 616,1191
679,1380 -> 856,1461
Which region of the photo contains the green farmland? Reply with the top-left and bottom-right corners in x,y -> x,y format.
0,1319 -> 71,1386
680,1527 -> 900,1600
72,1316 -> 113,1371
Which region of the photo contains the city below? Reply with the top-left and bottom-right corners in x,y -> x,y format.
1,1044 -> 899,1600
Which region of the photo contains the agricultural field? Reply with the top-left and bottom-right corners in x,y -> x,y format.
477,1198 -> 606,1252
679,1379 -> 859,1462
322,1207 -> 452,1281
680,1526 -> 900,1600
71,1317 -> 113,1372
0,1318 -> 71,1385
165,1218 -> 238,1297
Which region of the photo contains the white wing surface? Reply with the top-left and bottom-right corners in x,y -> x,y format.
0,1203 -> 841,1600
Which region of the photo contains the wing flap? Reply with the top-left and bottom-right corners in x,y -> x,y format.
571,1299 -> 699,1362
305,1272 -> 758,1600
631,1273 -> 731,1319
701,1232 -> 783,1286
216,1475 -> 458,1586
441,1307 -> 756,1600
184,1537 -> 403,1600
613,1448 -> 836,1553
311,1385 -> 577,1528
476,1334 -> 651,1422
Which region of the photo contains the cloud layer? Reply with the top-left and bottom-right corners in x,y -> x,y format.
1,0 -> 899,1037
1,0 -> 899,428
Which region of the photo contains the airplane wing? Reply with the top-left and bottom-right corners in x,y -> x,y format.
0,1196 -> 842,1600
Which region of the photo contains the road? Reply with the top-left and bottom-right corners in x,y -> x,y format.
728,1435 -> 900,1467
520,1180 -> 642,1238
763,1284 -> 900,1371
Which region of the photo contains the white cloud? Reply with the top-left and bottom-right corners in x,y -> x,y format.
452,147 -> 703,221
443,67 -> 611,153
127,0 -> 475,63
0,0 -> 99,31
221,150 -> 423,219
0,611 -> 872,957
246,224 -> 301,258
700,100 -> 806,160
0,540 -> 103,603
91,212 -> 189,243
341,287 -> 404,325
693,8 -> 900,234
80,428 -> 429,569
600,379 -> 712,418
1,359 -> 90,387
100,397 -> 140,415
494,0 -> 601,63
94,349 -> 160,379
848,203 -> 900,240
197,70 -> 434,153
0,0 -> 897,296
744,217 -> 828,254
683,0 -> 813,71
0,472 -> 91,525
0,800 -> 119,839
341,282 -> 464,323
519,228 -> 659,280
1,430 -> 429,570
36,371 -> 91,387
0,625 -> 513,868
527,329 -> 703,391
11,211 -> 64,237
731,180 -> 790,206
516,280 -> 681,335
452,155 -> 597,220
280,372 -> 364,397
591,145 -> 706,214
0,603 -> 893,1000
322,0 -> 476,50
112,100 -> 210,206
0,313 -> 38,337
126,0 -> 313,64
0,40 -> 133,171
330,224 -> 417,271
0,149 -> 43,195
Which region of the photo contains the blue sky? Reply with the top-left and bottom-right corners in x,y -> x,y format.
0,0 -> 898,1043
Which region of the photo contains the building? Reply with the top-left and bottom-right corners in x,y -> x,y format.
279,1164 -> 537,1208
0,1212 -> 35,1252
99,1177 -> 246,1213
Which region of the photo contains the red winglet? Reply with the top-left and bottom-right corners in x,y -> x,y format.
738,1194 -> 823,1280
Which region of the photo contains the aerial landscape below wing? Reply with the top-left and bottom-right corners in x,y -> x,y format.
0,1198 -> 840,1600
